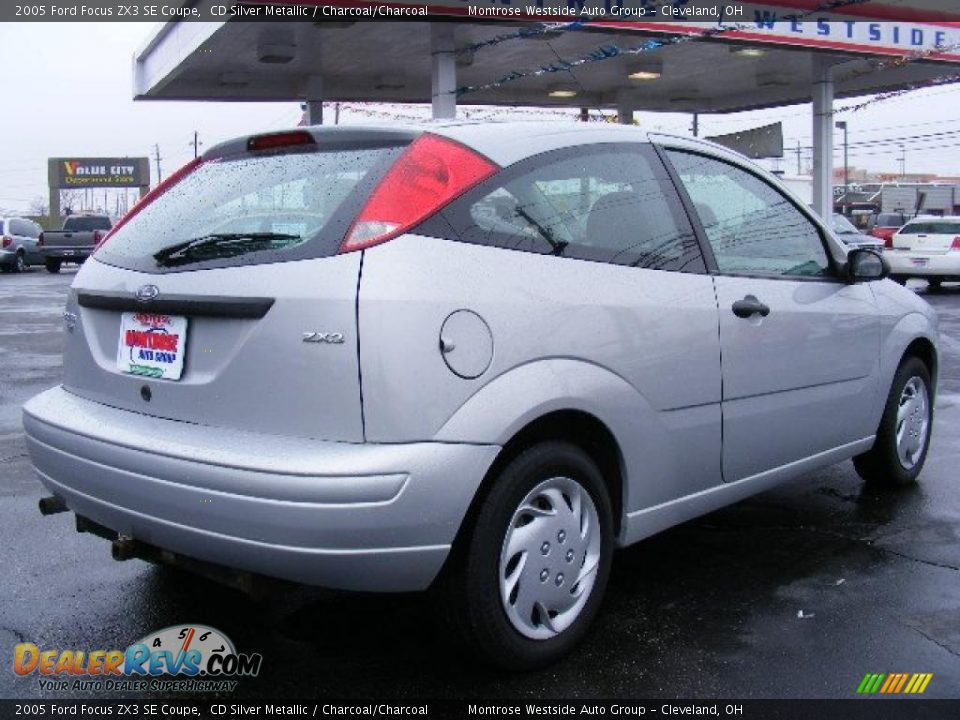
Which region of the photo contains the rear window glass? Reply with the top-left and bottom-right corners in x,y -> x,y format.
96,144 -> 403,273
876,213 -> 906,227
899,221 -> 960,235
65,216 -> 112,231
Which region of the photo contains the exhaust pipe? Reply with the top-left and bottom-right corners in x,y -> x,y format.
111,535 -> 145,562
38,496 -> 67,515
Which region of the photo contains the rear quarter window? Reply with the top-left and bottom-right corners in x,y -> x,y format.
417,143 -> 704,273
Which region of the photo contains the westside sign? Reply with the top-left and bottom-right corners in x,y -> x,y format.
51,157 -> 149,188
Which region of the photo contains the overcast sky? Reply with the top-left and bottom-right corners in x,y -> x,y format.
2,22 -> 960,215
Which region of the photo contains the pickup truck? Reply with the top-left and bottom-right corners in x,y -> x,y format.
39,214 -> 112,273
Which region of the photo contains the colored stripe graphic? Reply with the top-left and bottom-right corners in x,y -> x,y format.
857,673 -> 932,694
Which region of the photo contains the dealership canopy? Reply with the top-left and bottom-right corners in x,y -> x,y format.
133,0 -> 960,217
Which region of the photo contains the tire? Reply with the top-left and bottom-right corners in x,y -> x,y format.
892,276 -> 908,286
45,259 -> 61,274
438,441 -> 614,670
854,356 -> 932,486
13,252 -> 26,273
928,279 -> 943,291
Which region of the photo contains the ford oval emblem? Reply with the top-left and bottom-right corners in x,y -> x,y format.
136,285 -> 160,302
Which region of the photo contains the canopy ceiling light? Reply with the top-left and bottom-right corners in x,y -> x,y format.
257,42 -> 296,64
757,72 -> 792,88
218,73 -> 250,88
730,46 -> 766,58
627,58 -> 663,81
547,84 -> 579,98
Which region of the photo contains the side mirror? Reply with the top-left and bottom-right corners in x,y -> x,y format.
846,247 -> 889,282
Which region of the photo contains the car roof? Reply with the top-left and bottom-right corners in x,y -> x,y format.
208,120 -> 677,167
901,215 -> 960,224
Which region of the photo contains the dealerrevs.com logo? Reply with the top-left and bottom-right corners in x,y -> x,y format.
13,625 -> 262,693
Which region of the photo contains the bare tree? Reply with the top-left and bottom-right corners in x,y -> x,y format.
27,196 -> 49,217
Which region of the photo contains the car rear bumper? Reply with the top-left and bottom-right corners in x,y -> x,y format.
885,250 -> 960,278
43,248 -> 91,261
23,386 -> 499,592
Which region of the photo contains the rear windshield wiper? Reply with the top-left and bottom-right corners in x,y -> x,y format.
153,232 -> 302,267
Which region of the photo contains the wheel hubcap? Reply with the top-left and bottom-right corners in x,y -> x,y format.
896,376 -> 930,470
499,476 -> 601,640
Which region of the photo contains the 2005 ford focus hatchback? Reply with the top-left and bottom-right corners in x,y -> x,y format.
25,122 -> 938,669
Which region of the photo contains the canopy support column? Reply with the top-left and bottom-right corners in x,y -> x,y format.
431,24 -> 456,120
811,57 -> 835,220
306,76 -> 323,125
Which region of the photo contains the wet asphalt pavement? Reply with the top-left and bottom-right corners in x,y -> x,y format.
0,269 -> 957,700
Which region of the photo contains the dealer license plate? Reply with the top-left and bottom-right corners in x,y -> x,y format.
116,312 -> 188,380
910,258 -> 929,267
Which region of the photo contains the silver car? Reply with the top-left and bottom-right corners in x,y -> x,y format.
1,216 -> 44,272
24,123 -> 938,669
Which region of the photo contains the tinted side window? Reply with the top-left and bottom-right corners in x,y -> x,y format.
424,144 -> 704,272
666,151 -> 831,278
10,219 -> 29,236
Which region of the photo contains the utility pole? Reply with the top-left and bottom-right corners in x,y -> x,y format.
794,140 -> 802,175
154,144 -> 163,185
334,103 -> 341,125
691,112 -> 699,138
835,120 -> 849,191
899,145 -> 906,178
189,131 -> 202,159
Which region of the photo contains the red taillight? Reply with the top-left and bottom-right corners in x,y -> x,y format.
38,232 -> 44,247
1,237 -> 11,249
96,157 -> 204,252
92,229 -> 103,245
951,236 -> 960,251
340,134 -> 498,253
247,130 -> 316,152
885,234 -> 894,248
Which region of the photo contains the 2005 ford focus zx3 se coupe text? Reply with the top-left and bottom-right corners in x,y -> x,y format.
24,122 -> 938,669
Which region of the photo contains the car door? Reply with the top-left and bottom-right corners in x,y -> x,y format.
662,147 -> 880,483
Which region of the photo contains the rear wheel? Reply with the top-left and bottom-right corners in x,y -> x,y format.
854,356 -> 932,486
928,278 -> 943,291
45,259 -> 61,274
891,276 -> 908,286
440,441 -> 613,670
13,252 -> 26,273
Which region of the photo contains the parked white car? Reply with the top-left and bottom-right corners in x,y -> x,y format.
886,215 -> 960,288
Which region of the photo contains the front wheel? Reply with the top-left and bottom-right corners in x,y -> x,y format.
854,356 -> 932,486
45,259 -> 61,274
928,278 -> 943,291
439,441 -> 613,670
